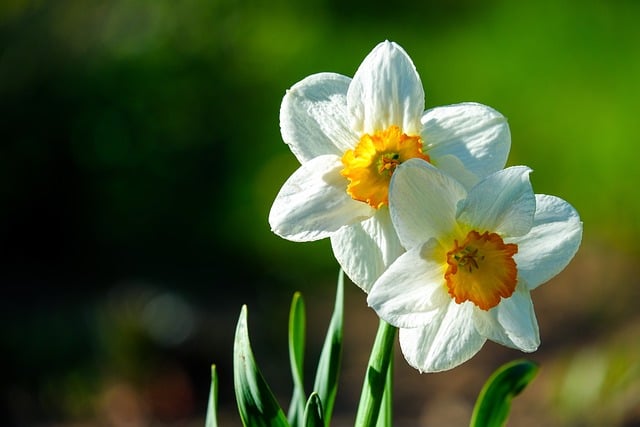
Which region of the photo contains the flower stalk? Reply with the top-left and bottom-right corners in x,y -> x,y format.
355,318 -> 397,427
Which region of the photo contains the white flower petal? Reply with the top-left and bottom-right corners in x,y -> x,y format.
330,209 -> 404,292
280,72 -> 359,163
347,41 -> 424,135
431,153 -> 479,189
514,194 -> 583,289
474,284 -> 540,352
367,241 -> 450,327
269,155 -> 374,241
390,159 -> 467,249
422,103 -> 510,180
399,301 -> 486,373
457,166 -> 535,236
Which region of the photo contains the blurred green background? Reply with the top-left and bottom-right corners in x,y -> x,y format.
2,0 -> 639,426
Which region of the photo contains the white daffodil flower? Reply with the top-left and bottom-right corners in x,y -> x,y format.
269,40 -> 511,292
368,159 -> 583,372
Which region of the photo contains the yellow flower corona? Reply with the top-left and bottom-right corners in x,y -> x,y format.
341,125 -> 430,208
445,230 -> 518,310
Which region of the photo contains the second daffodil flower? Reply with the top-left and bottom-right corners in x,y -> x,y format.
367,159 -> 583,372
269,40 -> 511,292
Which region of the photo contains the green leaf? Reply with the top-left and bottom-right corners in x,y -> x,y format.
205,364 -> 218,427
311,268 -> 345,426
233,305 -> 290,427
288,292 -> 307,427
354,318 -> 397,427
303,392 -> 324,427
469,359 -> 539,427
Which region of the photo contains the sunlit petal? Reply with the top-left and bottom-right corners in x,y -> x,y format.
431,153 -> 479,189
280,72 -> 359,163
389,159 -> 466,249
269,155 -> 374,241
331,209 -> 404,292
514,194 -> 583,289
474,283 -> 540,352
423,102 -> 510,180
399,301 -> 486,373
348,41 -> 424,135
457,166 -> 535,237
367,241 -> 450,327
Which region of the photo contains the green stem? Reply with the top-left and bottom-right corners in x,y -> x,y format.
354,318 -> 397,427
376,350 -> 393,427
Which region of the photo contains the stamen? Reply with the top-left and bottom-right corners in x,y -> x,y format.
341,125 -> 430,208
445,230 -> 518,310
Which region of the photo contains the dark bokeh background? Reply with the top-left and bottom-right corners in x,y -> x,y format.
2,0 -> 639,426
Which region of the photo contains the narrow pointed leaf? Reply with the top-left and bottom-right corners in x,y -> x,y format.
205,364 -> 219,427
288,292 -> 307,426
303,392 -> 325,427
354,318 -> 397,427
311,269 -> 345,426
469,359 -> 539,427
233,305 -> 290,427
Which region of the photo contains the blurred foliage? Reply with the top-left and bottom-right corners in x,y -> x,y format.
1,0 -> 639,425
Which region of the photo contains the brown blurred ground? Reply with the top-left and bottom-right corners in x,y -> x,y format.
18,239 -> 638,427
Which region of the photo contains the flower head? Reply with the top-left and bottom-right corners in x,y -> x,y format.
269,40 -> 511,291
367,159 -> 583,372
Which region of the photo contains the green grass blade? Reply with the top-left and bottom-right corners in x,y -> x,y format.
469,359 -> 539,427
205,364 -> 218,427
311,269 -> 345,426
303,392 -> 325,427
233,305 -> 290,427
354,318 -> 397,427
288,292 -> 307,427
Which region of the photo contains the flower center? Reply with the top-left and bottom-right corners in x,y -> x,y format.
444,230 -> 518,310
340,125 -> 430,208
